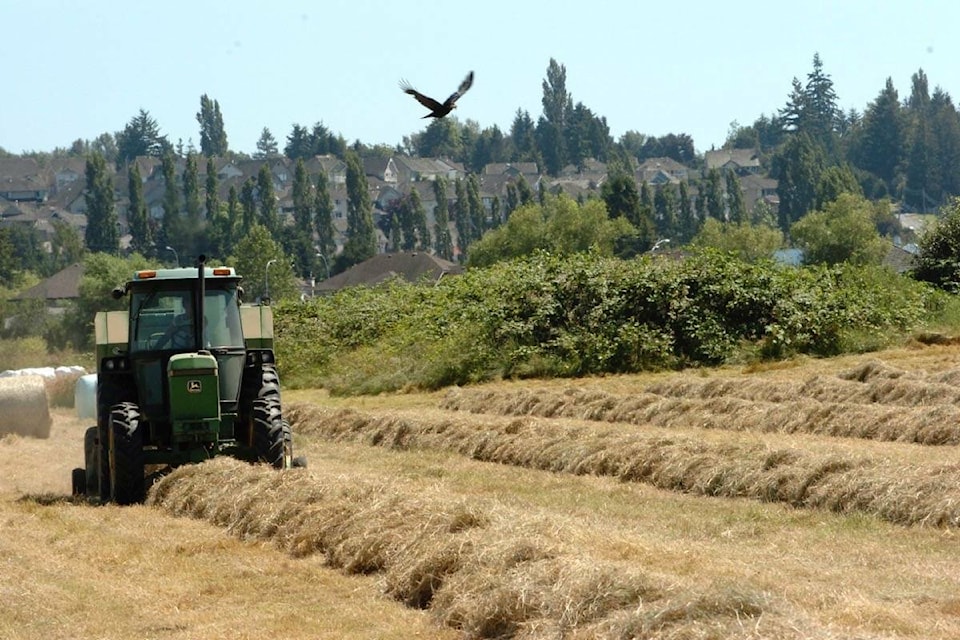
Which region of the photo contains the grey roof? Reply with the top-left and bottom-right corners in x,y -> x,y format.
314,252 -> 462,292
12,263 -> 84,301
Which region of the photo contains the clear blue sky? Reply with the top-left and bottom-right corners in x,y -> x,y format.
3,0 -> 957,157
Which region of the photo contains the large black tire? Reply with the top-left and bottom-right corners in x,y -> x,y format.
82,426 -> 99,498
71,468 -> 86,496
252,396 -> 293,469
108,402 -> 145,505
97,374 -> 133,502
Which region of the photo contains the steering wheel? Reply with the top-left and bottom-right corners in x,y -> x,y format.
156,320 -> 192,349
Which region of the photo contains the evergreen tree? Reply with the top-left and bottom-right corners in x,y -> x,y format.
159,152 -> 181,251
490,195 -> 502,229
84,152 -> 118,254
127,163 -> 151,256
314,167 -> 336,263
415,118 -> 463,159
292,159 -> 313,233
196,94 -> 228,157
601,172 -> 642,225
396,195 -> 416,251
205,158 -> 219,221
505,182 -> 519,218
284,124 -> 313,159
725,171 -> 747,224
340,151 -> 376,268
240,177 -> 257,235
639,181 -> 654,229
705,169 -> 725,221
453,178 -> 470,257
390,211 -> 402,252
115,109 -> 170,167
771,133 -> 826,230
678,180 -> 696,242
815,164 -> 863,210
183,154 -> 202,223
931,89 -> 960,198
220,185 -> 240,257
780,78 -> 809,134
850,78 -> 904,192
409,187 -> 430,251
181,153 -> 203,259
254,127 -> 279,159
433,176 -> 454,260
468,174 -> 485,239
509,109 -> 537,162
516,175 -> 535,206
654,184 -> 678,238
802,53 -> 841,152
257,163 -> 279,237
695,182 -> 707,226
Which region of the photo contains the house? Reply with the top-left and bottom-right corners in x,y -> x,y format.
0,157 -> 49,204
636,157 -> 690,184
11,262 -> 84,310
313,252 -> 462,294
738,174 -> 779,216
392,156 -> 461,183
704,148 -> 761,175
363,157 -> 399,183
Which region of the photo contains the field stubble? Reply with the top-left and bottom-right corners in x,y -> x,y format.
5,345 -> 960,638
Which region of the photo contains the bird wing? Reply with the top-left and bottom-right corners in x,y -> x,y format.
399,80 -> 445,112
443,70 -> 475,108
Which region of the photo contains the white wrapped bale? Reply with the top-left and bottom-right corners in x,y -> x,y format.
75,374 -> 98,420
0,375 -> 52,438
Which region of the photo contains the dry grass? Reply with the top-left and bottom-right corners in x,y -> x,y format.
286,403 -> 960,528
438,359 -> 960,446
0,410 -> 456,640
148,458 -> 841,639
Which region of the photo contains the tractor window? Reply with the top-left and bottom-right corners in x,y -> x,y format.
130,285 -> 242,351
131,289 -> 194,351
203,288 -> 243,348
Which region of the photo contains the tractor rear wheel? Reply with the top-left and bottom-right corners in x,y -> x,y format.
252,396 -> 292,469
108,402 -> 145,505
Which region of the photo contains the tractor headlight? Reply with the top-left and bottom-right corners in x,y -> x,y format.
101,356 -> 130,372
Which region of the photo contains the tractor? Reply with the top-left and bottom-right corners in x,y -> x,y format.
72,256 -> 295,504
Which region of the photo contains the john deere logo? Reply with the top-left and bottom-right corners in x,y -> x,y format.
187,380 -> 202,393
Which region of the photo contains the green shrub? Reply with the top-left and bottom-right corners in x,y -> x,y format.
275,251 -> 942,395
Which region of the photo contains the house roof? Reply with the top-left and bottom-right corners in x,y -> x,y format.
704,148 -> 761,170
314,252 -> 462,292
12,263 -> 84,301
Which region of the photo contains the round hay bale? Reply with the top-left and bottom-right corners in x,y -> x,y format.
74,373 -> 97,420
0,375 -> 52,438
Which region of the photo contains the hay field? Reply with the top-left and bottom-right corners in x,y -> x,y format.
5,344 -> 960,638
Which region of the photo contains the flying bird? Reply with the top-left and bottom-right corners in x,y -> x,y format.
400,71 -> 475,119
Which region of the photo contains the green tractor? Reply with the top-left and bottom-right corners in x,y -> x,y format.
72,256 -> 296,504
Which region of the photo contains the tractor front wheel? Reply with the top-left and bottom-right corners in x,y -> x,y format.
108,402 -> 145,505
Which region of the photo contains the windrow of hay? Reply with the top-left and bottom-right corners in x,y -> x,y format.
147,458 -> 819,639
439,385 -> 960,446
287,403 -> 960,528
0,375 -> 51,439
645,360 -> 960,407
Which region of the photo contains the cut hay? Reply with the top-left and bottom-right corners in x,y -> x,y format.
149,458 -> 827,638
439,381 -> 960,446
0,375 -> 51,438
286,403 -> 960,528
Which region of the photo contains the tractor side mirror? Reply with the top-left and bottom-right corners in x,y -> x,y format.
111,286 -> 127,300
